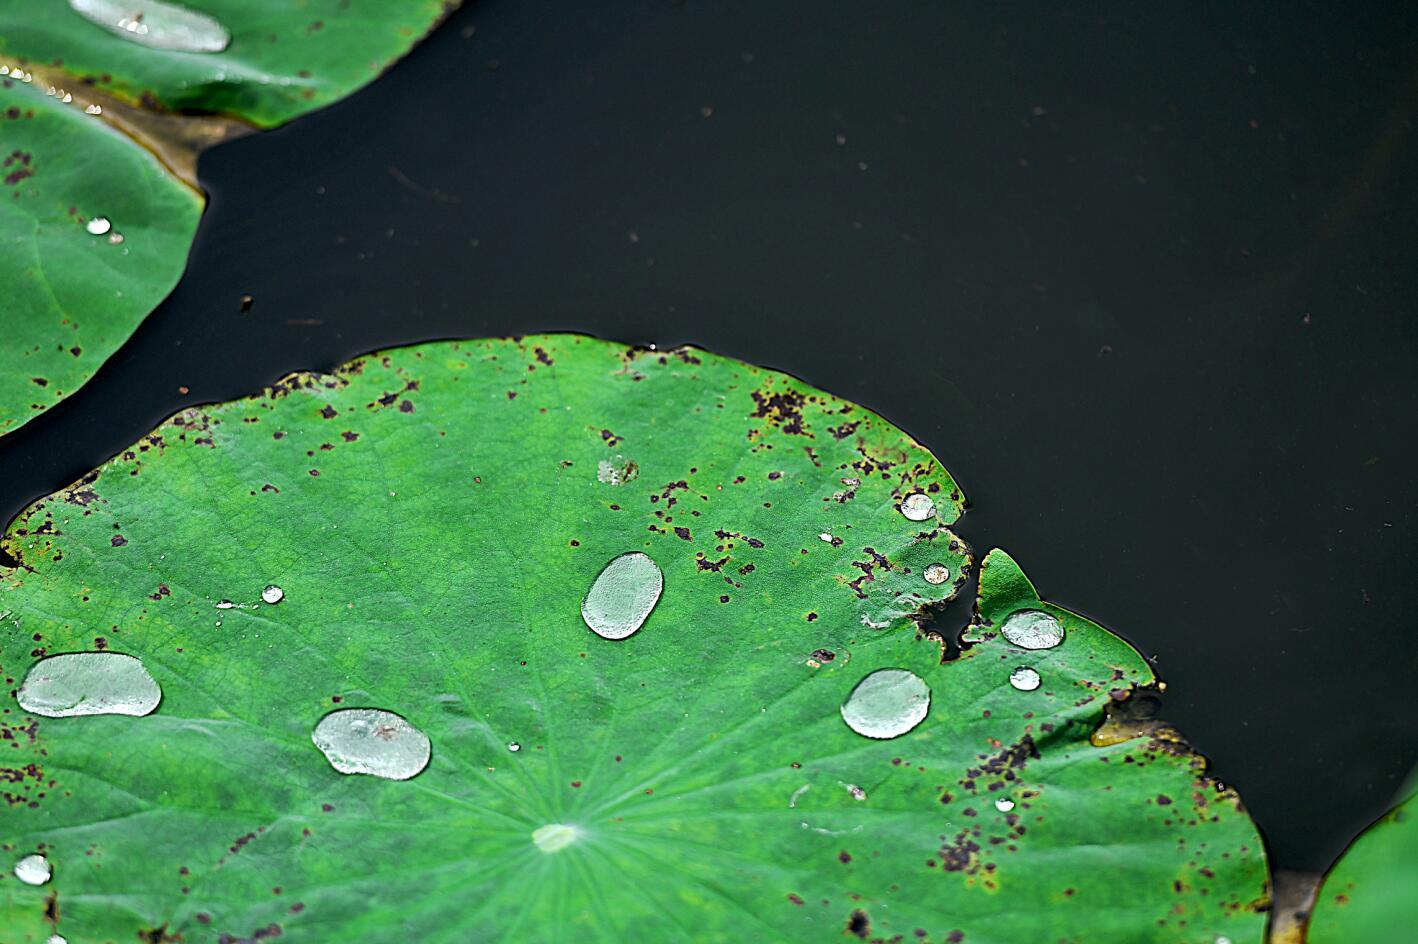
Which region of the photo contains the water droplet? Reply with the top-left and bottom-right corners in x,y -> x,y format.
1000,610 -> 1065,650
840,668 -> 931,739
261,584 -> 284,604
507,742 -> 521,752
923,563 -> 950,585
85,216 -> 111,236
532,823 -> 580,853
596,455 -> 639,485
1215,938 -> 1233,944
1009,666 -> 1041,691
215,599 -> 235,609
994,797 -> 1016,812
68,0 -> 231,53
898,492 -> 936,521
581,552 -> 663,641
844,783 -> 867,801
14,853 -> 50,885
107,231 -> 124,245
311,708 -> 430,781
47,935 -> 68,944
17,652 -> 161,718
84,103 -> 102,115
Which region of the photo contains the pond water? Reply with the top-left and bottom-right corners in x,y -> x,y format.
1,0 -> 1415,872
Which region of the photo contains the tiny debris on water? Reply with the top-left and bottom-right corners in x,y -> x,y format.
311,708 -> 431,780
1000,610 -> 1065,650
1009,666 -> 1042,691
13,853 -> 51,886
923,563 -> 950,585
68,0 -> 231,52
17,652 -> 161,718
898,492 -> 936,521
262,584 -> 285,604
840,668 -> 931,740
582,551 -> 663,640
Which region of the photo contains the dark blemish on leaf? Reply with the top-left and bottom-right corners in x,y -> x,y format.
838,850 -> 851,863
240,294 -> 254,312
399,400 -> 414,413
810,649 -> 835,662
320,405 -> 338,419
673,527 -> 691,541
787,893 -> 804,905
321,803 -> 333,812
111,535 -> 127,547
570,781 -> 582,788
846,909 -> 870,938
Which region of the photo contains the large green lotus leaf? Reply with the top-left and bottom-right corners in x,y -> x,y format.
1305,784 -> 1418,943
0,75 -> 201,437
0,336 -> 1268,942
0,0 -> 458,128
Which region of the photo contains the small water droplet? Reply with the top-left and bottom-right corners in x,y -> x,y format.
840,668 -> 931,739
85,216 -> 111,235
507,742 -> 521,752
1000,610 -> 1065,649
818,532 -> 834,543
215,599 -> 235,609
596,455 -> 639,485
261,584 -> 284,604
85,103 -> 102,115
107,231 -> 124,245
994,797 -> 1016,812
898,492 -> 936,521
68,0 -> 231,52
1215,938 -> 1233,944
311,708 -> 430,781
581,552 -> 663,641
13,853 -> 50,885
532,823 -> 580,853
17,652 -> 161,718
923,563 -> 950,585
1009,666 -> 1041,691
844,783 -> 867,801
47,935 -> 68,944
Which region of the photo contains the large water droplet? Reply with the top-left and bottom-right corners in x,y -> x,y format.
994,797 -> 1016,812
1000,610 -> 1065,650
68,0 -> 231,52
840,668 -> 931,739
261,584 -> 284,604
85,216 -> 111,235
898,492 -> 936,521
17,652 -> 161,718
311,708 -> 430,781
581,552 -> 663,641
1008,666 -> 1041,691
14,853 -> 50,885
596,455 -> 639,485
47,935 -> 68,944
532,823 -> 580,853
922,563 -> 950,585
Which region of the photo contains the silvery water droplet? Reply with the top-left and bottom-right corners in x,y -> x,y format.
581,552 -> 663,641
68,0 -> 231,52
1009,666 -> 1041,691
840,668 -> 931,739
311,708 -> 430,781
14,853 -> 50,885
85,216 -> 111,235
47,935 -> 68,944
107,231 -> 124,245
215,599 -> 235,609
898,492 -> 935,521
507,742 -> 521,752
18,652 -> 161,718
923,563 -> 950,585
532,823 -> 580,853
994,797 -> 1016,812
1216,938 -> 1233,944
596,455 -> 638,485
261,584 -> 284,604
1000,610 -> 1065,650
85,103 -> 102,115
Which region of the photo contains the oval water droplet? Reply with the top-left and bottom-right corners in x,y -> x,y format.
48,935 -> 68,944
261,584 -> 284,604
85,216 -> 111,235
922,563 -> 950,585
68,0 -> 231,52
898,492 -> 936,521
596,455 -> 639,485
107,231 -> 124,245
507,742 -> 521,752
532,823 -> 580,853
215,599 -> 235,609
1008,666 -> 1041,691
1000,609 -> 1065,650
17,652 -> 161,718
311,708 -> 430,781
994,797 -> 1016,812
581,551 -> 663,640
14,853 -> 50,885
840,668 -> 931,739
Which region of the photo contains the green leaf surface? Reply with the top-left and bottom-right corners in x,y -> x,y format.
0,336 -> 1269,942
1305,785 -> 1418,943
0,0 -> 458,128
0,75 -> 202,436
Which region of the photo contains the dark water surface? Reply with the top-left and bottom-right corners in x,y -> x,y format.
3,1 -> 1417,873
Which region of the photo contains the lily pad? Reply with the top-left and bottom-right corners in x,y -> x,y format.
0,0 -> 459,127
0,336 -> 1268,942
0,74 -> 202,437
1305,784 -> 1418,943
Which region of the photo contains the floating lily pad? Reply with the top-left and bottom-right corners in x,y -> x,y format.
0,0 -> 459,128
0,75 -> 201,436
0,337 -> 1267,942
1305,784 -> 1418,943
